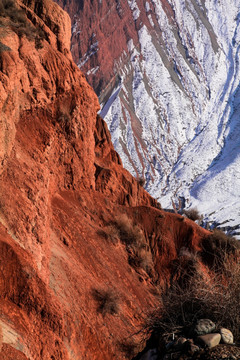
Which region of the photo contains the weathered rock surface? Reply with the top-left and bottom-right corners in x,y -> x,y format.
193,319 -> 216,336
0,1 -> 210,359
220,328 -> 234,345
197,333 -> 221,349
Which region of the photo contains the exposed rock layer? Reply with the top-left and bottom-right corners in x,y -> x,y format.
0,1 -> 209,358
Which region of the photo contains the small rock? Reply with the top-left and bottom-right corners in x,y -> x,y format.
188,343 -> 200,355
220,328 -> 234,344
182,340 -> 199,355
193,319 -> 216,336
197,333 -> 221,348
175,337 -> 187,346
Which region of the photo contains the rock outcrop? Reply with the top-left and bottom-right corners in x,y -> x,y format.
0,1 -> 210,358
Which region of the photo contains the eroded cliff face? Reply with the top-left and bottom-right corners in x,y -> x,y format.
56,0 -> 240,236
0,1 -> 209,359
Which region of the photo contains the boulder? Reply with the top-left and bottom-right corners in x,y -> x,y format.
193,319 -> 216,336
197,333 -> 221,348
220,328 -> 234,344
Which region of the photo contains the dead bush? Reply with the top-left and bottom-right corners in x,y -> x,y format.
92,288 -> 120,316
97,225 -> 120,245
144,257 -> 240,342
137,177 -> 145,187
0,41 -> 11,52
0,0 -> 40,41
0,0 -> 27,24
114,214 -> 154,275
128,248 -> 153,275
115,214 -> 145,248
201,229 -> 240,270
183,208 -> 201,221
170,251 -> 200,286
152,200 -> 162,210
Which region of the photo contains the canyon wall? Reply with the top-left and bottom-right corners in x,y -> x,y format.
0,1 -> 209,358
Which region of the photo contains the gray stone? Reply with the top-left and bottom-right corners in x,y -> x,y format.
220,328 -> 234,344
194,319 -> 216,336
197,333 -> 221,348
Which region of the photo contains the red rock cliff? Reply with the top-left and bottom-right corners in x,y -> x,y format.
0,1 -> 209,359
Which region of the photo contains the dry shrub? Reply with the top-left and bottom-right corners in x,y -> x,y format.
0,0 -> 27,25
92,288 -> 120,316
137,177 -> 145,187
115,214 -> 145,248
97,225 -> 120,245
183,208 -> 201,221
0,0 -> 42,42
0,41 -> 11,52
144,255 -> 240,342
201,229 -> 240,270
128,248 -> 153,275
170,251 -> 200,286
114,214 -> 154,275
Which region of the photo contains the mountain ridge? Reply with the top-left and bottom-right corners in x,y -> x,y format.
58,0 -> 240,235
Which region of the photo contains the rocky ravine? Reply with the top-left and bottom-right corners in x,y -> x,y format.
56,0 -> 240,236
0,0 -> 213,359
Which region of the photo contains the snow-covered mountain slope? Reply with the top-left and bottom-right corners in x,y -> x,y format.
56,0 -> 240,235
100,0 -> 240,235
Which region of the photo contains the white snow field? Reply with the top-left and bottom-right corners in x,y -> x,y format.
100,0 -> 240,235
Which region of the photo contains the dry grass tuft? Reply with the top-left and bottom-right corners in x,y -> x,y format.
0,0 -> 44,44
92,288 -> 120,316
114,213 -> 154,275
184,208 -> 202,221
97,225 -> 120,245
137,177 -> 145,187
115,214 -> 145,248
144,244 -> 240,342
201,229 -> 240,270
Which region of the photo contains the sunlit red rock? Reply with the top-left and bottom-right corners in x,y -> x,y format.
0,1 -> 210,358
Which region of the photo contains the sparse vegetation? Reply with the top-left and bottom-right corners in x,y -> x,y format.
201,229 -> 240,270
137,177 -> 145,187
92,288 -> 120,316
143,236 -> 240,343
184,207 -> 202,221
97,225 -> 120,245
0,41 -> 11,52
114,213 -> 154,275
115,213 -> 144,247
0,0 -> 44,45
128,248 -> 153,275
153,201 -> 162,210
